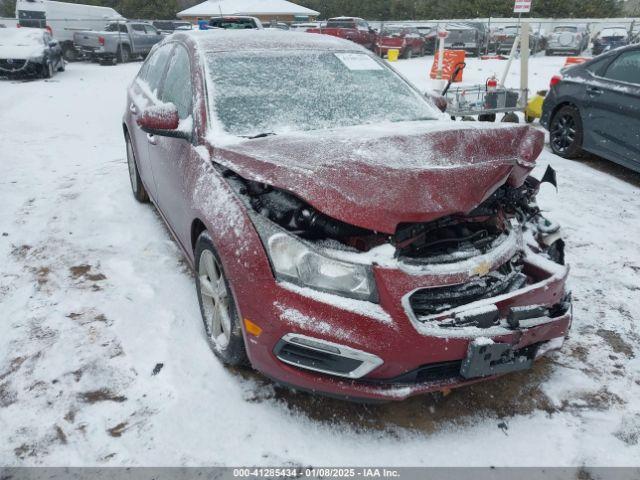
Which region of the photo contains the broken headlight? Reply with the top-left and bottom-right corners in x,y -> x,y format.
250,211 -> 377,302
267,233 -> 377,302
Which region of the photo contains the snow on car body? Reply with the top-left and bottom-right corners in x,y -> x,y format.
0,27 -> 64,77
122,30 -> 572,402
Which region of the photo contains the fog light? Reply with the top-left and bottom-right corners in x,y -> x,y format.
274,333 -> 383,379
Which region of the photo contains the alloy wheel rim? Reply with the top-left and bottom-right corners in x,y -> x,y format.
126,141 -> 138,191
550,114 -> 576,153
198,250 -> 232,349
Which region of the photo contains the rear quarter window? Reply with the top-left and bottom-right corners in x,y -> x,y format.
603,49 -> 640,85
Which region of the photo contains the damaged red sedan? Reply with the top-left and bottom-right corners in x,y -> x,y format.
123,31 -> 572,402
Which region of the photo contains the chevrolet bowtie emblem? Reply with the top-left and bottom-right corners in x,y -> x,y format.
472,261 -> 491,277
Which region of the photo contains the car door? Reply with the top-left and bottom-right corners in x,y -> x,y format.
149,43 -> 195,247
129,43 -> 174,200
143,25 -> 162,51
130,24 -> 147,53
584,48 -> 640,168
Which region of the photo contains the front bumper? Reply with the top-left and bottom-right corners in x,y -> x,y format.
0,58 -> 42,75
240,241 -> 572,402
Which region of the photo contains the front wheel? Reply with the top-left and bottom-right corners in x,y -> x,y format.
125,133 -> 149,203
195,232 -> 248,366
41,61 -> 53,79
549,105 -> 583,158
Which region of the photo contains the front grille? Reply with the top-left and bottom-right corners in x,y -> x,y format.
0,59 -> 28,72
409,259 -> 526,318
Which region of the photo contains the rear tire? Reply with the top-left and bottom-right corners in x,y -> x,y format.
195,232 -> 248,367
549,105 -> 583,159
57,58 -> 65,72
125,133 -> 149,203
62,46 -> 78,62
501,112 -> 519,123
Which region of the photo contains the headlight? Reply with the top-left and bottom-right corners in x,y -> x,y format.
267,233 -> 377,302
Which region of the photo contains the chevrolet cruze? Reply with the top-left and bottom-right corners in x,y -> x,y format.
123,30 -> 572,402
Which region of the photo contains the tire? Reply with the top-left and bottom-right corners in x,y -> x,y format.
117,45 -> 130,64
42,61 -> 53,79
403,48 -> 413,59
549,105 -> 583,159
57,58 -> 65,72
501,112 -> 519,123
478,113 -> 496,122
125,133 -> 149,203
195,231 -> 248,366
62,46 -> 78,62
545,49 -> 552,56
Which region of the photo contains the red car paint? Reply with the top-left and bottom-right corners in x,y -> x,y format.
307,17 -> 376,50
375,26 -> 426,58
123,31 -> 572,402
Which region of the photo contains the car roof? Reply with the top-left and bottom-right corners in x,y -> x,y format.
177,30 -> 364,53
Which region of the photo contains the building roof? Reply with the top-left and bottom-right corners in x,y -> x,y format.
177,0 -> 319,18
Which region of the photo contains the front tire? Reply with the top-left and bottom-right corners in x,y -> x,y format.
117,45 -> 130,63
125,133 -> 149,203
195,232 -> 247,366
42,61 -> 53,79
549,105 -> 583,158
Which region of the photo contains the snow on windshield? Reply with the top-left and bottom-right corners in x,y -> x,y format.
205,50 -> 438,137
599,28 -> 628,38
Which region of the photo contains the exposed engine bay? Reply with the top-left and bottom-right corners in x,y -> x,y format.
224,165 -> 564,269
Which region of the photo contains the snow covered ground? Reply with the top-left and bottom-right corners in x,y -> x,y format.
1,55 -> 639,467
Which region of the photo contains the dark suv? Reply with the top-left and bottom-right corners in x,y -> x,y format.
541,44 -> 640,173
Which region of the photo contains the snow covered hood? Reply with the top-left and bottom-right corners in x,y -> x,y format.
213,121 -> 544,234
0,30 -> 45,60
0,45 -> 44,59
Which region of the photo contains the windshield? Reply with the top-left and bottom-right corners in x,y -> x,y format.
206,50 -> 438,137
326,20 -> 356,28
209,18 -> 256,29
105,23 -> 127,33
554,26 -> 577,33
599,28 -> 627,38
381,27 -> 405,35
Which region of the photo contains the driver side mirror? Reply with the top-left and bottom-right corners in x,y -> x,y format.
137,104 -> 192,140
49,40 -> 58,47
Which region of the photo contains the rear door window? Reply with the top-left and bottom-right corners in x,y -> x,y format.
603,50 -> 640,85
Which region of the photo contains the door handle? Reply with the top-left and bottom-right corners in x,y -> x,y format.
129,103 -> 138,114
587,86 -> 603,95
147,133 -> 157,145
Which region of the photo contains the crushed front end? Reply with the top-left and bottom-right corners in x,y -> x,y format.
223,162 -> 571,402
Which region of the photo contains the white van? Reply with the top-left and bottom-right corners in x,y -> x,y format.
15,0 -> 123,60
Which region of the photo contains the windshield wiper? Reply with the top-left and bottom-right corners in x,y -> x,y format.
241,132 -> 276,140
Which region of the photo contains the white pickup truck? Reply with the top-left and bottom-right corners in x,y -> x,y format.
73,21 -> 163,64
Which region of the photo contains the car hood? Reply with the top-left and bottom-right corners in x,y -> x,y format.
0,45 -> 43,59
212,121 -> 543,234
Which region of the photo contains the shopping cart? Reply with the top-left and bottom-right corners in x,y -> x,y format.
440,62 -> 526,122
